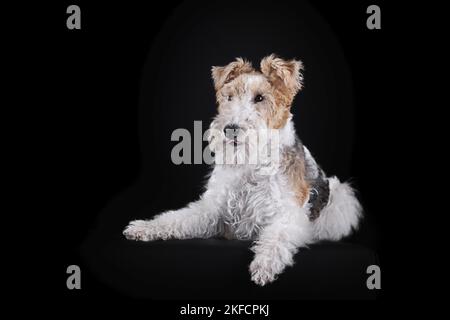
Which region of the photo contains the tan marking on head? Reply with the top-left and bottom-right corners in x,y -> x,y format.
214,72 -> 272,110
211,55 -> 304,129
260,54 -> 303,129
211,58 -> 254,92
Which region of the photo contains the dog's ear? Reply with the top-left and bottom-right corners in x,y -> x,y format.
260,54 -> 304,107
211,58 -> 253,91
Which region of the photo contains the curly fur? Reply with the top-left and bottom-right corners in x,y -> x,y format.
123,55 -> 362,286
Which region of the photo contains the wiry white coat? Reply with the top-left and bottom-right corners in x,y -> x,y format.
124,117 -> 362,286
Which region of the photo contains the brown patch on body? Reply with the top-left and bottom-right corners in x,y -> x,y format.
282,148 -> 310,206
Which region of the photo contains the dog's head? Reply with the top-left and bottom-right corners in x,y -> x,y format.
208,55 -> 303,166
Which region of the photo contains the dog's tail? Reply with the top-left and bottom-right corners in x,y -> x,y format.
312,176 -> 362,241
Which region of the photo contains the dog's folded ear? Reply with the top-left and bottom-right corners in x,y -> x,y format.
260,54 -> 304,106
211,58 -> 254,91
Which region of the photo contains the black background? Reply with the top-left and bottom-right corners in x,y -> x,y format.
23,0 -> 407,309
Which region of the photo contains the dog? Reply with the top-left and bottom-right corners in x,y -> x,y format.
123,54 -> 362,286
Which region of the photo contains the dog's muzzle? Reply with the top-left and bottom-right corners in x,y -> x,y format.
224,123 -> 241,145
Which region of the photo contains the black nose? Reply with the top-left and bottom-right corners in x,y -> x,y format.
223,124 -> 240,138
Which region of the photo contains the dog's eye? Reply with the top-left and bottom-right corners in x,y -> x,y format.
254,94 -> 264,103
227,95 -> 233,101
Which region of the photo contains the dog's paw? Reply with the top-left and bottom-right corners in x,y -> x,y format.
123,220 -> 159,241
249,256 -> 278,286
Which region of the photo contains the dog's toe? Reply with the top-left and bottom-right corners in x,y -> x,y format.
249,258 -> 277,286
123,220 -> 153,241
250,267 -> 275,286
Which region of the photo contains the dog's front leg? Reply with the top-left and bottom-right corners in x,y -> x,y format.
249,207 -> 312,286
123,199 -> 221,241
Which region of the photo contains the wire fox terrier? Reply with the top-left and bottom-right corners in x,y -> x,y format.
123,54 -> 362,286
